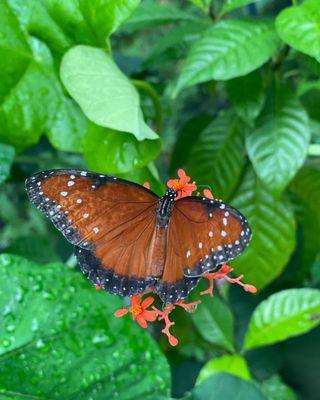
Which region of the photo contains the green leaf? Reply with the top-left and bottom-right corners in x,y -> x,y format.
221,0 -> 257,16
230,167 -> 296,290
276,0 -> 320,62
0,254 -> 170,398
246,84 -> 311,195
244,288 -> 320,351
124,1 -> 195,31
118,165 -> 164,196
191,293 -> 235,352
173,19 -> 280,95
8,0 -> 140,55
0,5 -> 86,152
192,373 -> 267,400
196,355 -> 251,384
83,123 -> 161,174
188,112 -> 246,200
0,143 -> 14,185
190,0 -> 211,12
290,162 -> 320,272
227,71 -> 265,123
60,45 -> 158,141
260,375 -> 298,400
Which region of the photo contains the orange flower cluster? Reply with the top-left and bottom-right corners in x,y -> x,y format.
114,169 -> 257,346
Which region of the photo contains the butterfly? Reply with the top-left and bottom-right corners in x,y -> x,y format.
25,169 -> 252,304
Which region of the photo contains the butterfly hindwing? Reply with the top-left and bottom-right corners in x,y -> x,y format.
156,196 -> 251,303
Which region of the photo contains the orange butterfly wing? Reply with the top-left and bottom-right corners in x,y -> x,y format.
155,197 -> 251,303
26,169 -> 159,296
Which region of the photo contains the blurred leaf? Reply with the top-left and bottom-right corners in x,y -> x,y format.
118,165 -> 164,195
173,19 -> 280,95
0,254 -> 170,398
290,162 -> 320,274
190,0 -> 211,12
246,84 -> 311,195
8,0 -> 140,55
188,112 -> 246,200
196,355 -> 251,384
60,45 -> 158,141
0,143 -> 14,185
191,372 -> 267,399
124,1 -> 196,31
230,167 -> 295,290
227,71 -> 265,123
191,293 -> 235,353
244,288 -> 320,351
146,21 -> 209,64
221,0 -> 257,16
260,375 -> 297,400
276,0 -> 320,62
83,123 -> 161,174
170,114 -> 212,173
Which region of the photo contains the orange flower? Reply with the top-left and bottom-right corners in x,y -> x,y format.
203,188 -> 214,199
114,295 -> 157,328
167,169 -> 197,199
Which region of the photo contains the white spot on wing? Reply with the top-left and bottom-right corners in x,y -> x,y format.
61,191 -> 68,197
221,230 -> 227,237
209,231 -> 213,237
198,242 -> 203,249
77,199 -> 82,204
67,181 -> 74,187
186,250 -> 191,258
93,227 -> 99,233
83,213 -> 89,218
223,218 -> 228,226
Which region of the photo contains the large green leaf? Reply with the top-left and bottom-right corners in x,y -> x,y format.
8,0 -> 140,54
196,355 -> 251,384
0,2 -> 86,152
230,167 -> 296,290
289,162 -> 320,273
0,144 -> 14,185
83,123 -> 161,174
246,85 -> 311,195
0,254 -> 170,398
192,373 -> 267,400
60,45 -> 158,141
260,375 -> 297,400
226,70 -> 265,123
124,1 -> 195,31
191,293 -> 235,353
188,112 -> 246,200
244,288 -> 320,351
173,19 -> 280,95
276,0 -> 320,62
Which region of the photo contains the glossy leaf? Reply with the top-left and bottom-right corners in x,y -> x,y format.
124,1 -> 195,31
190,0 -> 211,12
221,0 -> 257,16
276,0 -> 320,62
196,355 -> 251,384
188,112 -> 246,200
60,45 -> 158,141
260,375 -> 297,400
0,143 -> 14,185
83,123 -> 161,174
192,373 -> 267,400
246,85 -> 311,195
0,4 -> 86,152
290,162 -> 320,273
244,288 -> 320,350
191,293 -> 235,352
227,70 -> 265,123
230,167 -> 296,290
174,19 -> 280,95
0,254 -> 170,398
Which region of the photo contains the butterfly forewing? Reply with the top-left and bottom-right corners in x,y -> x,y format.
156,197 -> 251,303
26,169 -> 159,296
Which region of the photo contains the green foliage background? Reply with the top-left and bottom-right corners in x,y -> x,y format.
0,0 -> 320,399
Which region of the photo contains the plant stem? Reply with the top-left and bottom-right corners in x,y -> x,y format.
131,79 -> 163,134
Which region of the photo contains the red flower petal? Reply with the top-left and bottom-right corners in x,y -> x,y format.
114,308 -> 129,317
131,295 -> 141,307
203,189 -> 214,199
143,182 -> 150,189
141,296 -> 154,309
135,315 -> 148,328
142,310 -> 157,322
